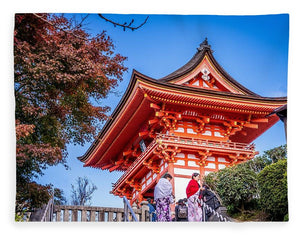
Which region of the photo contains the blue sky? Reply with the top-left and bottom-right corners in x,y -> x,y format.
35,14 -> 289,208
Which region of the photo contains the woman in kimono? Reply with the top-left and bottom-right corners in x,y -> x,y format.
186,173 -> 202,222
154,173 -> 174,222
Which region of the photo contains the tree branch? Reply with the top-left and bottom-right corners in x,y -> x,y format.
98,14 -> 149,31
33,13 -> 88,41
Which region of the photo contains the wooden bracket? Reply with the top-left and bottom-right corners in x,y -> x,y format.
244,122 -> 258,129
197,150 -> 212,166
251,118 -> 268,123
126,179 -> 141,191
155,144 -> 179,163
101,163 -> 113,170
143,159 -> 160,173
150,103 -> 161,110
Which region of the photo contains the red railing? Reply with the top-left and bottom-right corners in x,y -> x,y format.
112,140 -> 157,190
156,133 -> 255,152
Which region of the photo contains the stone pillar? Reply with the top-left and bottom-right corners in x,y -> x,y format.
63,209 -> 69,222
81,209 -> 87,222
116,212 -> 123,222
141,200 -> 150,222
108,212 -> 114,222
132,202 -> 139,221
72,210 -> 78,221
56,210 -> 61,222
98,211 -> 105,221
90,211 -> 96,221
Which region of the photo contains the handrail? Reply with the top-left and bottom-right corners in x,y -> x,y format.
41,196 -> 54,222
29,196 -> 54,222
123,196 -> 139,222
156,133 -> 255,151
200,199 -> 229,222
113,140 -> 157,189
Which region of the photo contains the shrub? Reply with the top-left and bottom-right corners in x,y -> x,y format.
257,159 -> 288,221
205,163 -> 259,214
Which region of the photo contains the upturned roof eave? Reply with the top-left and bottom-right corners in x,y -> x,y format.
78,69 -> 159,163
78,69 -> 286,164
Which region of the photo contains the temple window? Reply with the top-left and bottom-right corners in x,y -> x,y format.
205,163 -> 216,169
175,153 -> 185,158
175,160 -> 185,166
202,130 -> 212,136
188,160 -> 198,167
188,154 -> 196,159
207,156 -> 215,161
218,157 -> 226,162
214,131 -> 223,137
174,121 -> 198,135
174,127 -> 184,133
187,128 -> 197,134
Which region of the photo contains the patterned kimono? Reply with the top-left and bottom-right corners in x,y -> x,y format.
187,191 -> 202,222
186,179 -> 202,222
155,197 -> 172,222
154,178 -> 174,222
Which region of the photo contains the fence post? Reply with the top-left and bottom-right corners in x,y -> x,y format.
81,209 -> 87,222
140,201 -> 149,222
72,209 -> 78,222
99,211 -> 105,221
63,209 -> 69,222
132,202 -> 139,221
116,212 -> 123,222
108,211 -> 114,222
56,209 -> 61,222
90,211 -> 96,221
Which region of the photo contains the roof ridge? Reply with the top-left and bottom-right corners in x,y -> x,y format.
159,39 -> 260,97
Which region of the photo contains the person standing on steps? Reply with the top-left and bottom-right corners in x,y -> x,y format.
186,173 -> 203,222
147,198 -> 156,222
154,173 -> 174,222
200,184 -> 221,221
175,198 -> 188,221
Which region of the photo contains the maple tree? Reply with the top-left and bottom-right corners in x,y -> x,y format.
14,13 -> 127,215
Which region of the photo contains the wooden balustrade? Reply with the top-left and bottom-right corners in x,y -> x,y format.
52,203 -> 148,222
156,133 -> 255,152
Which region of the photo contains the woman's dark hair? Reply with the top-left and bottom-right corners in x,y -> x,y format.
192,173 -> 200,179
162,173 -> 173,179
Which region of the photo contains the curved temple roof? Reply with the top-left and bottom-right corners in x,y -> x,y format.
78,39 -> 287,168
159,38 -> 259,96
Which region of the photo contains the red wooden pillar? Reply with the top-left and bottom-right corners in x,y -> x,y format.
199,164 -> 205,187
167,162 -> 176,212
